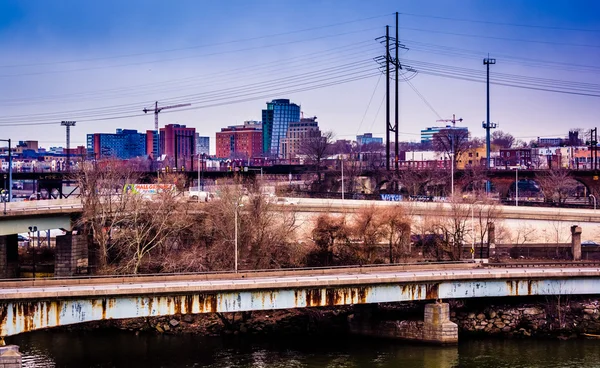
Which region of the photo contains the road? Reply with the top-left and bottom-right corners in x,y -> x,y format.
2,265 -> 600,300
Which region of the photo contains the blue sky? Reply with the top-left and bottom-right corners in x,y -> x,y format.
0,0 -> 599,151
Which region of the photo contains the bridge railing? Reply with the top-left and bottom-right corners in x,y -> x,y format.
486,261 -> 600,268
0,260 -> 477,284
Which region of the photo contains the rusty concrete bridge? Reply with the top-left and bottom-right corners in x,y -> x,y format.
1,263 -> 600,338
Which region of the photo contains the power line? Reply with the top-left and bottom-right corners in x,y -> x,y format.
0,13 -> 392,69
0,27 -> 382,78
400,26 -> 600,49
356,73 -> 383,134
400,12 -> 600,33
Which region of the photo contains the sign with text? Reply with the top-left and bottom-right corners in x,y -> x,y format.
123,184 -> 176,195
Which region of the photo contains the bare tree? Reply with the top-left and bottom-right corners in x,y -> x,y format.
308,213 -> 350,266
433,200 -> 471,260
536,168 -> 579,205
432,128 -> 470,166
76,160 -> 141,272
111,189 -> 192,274
492,130 -> 515,149
512,223 -> 538,258
300,130 -> 334,186
380,205 -> 412,263
350,206 -> 385,264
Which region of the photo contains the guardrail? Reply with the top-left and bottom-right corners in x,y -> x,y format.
0,261 -> 477,285
486,261 -> 600,268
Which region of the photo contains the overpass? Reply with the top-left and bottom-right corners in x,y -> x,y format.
1,263 -> 600,339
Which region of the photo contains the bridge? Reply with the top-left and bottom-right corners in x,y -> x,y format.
1,197 -> 600,278
1,263 -> 599,340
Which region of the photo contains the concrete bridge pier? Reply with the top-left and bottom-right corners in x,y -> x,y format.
572,225 -> 582,261
0,345 -> 21,367
348,302 -> 458,344
422,303 -> 458,344
55,232 -> 88,277
0,235 -> 18,279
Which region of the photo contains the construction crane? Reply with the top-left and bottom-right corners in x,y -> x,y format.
143,101 -> 191,131
436,114 -> 463,128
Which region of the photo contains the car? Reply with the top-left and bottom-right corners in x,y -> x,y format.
17,234 -> 29,242
275,197 -> 299,205
582,240 -> 600,247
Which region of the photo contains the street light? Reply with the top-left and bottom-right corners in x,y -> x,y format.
450,152 -> 454,198
590,194 -> 597,210
234,202 -> 244,273
28,226 -> 37,278
515,167 -> 519,207
339,155 -> 344,200
470,201 -> 483,261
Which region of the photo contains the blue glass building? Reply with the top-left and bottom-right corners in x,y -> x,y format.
262,99 -> 300,158
87,129 -> 147,159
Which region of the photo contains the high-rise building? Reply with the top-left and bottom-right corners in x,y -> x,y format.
87,129 -> 147,159
159,124 -> 196,167
216,121 -> 262,160
196,135 -> 210,156
280,117 -> 320,160
356,133 -> 383,146
146,130 -> 160,158
262,99 -> 300,158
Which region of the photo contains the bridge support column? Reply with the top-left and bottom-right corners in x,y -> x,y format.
55,232 -> 88,277
0,345 -> 21,367
348,302 -> 458,345
0,235 -> 19,279
571,225 -> 582,261
422,302 -> 458,344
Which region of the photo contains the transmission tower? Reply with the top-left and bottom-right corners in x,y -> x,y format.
374,12 -> 407,171
61,121 -> 76,171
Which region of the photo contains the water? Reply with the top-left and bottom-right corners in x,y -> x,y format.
8,330 -> 600,368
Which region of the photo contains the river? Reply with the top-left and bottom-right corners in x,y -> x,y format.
7,330 -> 600,367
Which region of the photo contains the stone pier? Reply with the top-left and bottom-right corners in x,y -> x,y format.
0,345 -> 21,368
571,225 -> 582,261
55,232 -> 88,277
0,235 -> 18,279
348,302 -> 458,345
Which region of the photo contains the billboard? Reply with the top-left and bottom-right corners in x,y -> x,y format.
123,184 -> 176,195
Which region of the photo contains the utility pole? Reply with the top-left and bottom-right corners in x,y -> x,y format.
591,128 -> 598,170
394,11 -> 399,171
483,56 -> 497,193
60,121 -> 76,171
385,25 -> 390,171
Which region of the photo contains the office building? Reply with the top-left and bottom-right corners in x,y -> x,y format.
87,129 -> 147,160
216,121 -> 263,160
159,124 -> 196,167
261,99 -> 300,158
280,117 -> 320,160
196,135 -> 210,156
356,133 -> 383,146
146,130 -> 160,159
421,126 -> 469,144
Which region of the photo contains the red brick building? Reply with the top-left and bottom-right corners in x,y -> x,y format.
159,124 -> 196,165
216,122 -> 263,160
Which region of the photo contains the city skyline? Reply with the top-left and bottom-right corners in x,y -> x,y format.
0,0 -> 599,152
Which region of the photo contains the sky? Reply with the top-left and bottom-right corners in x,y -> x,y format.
0,0 -> 599,153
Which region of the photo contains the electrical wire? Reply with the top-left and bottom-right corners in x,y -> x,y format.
0,13 -> 392,68
399,12 -> 600,33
